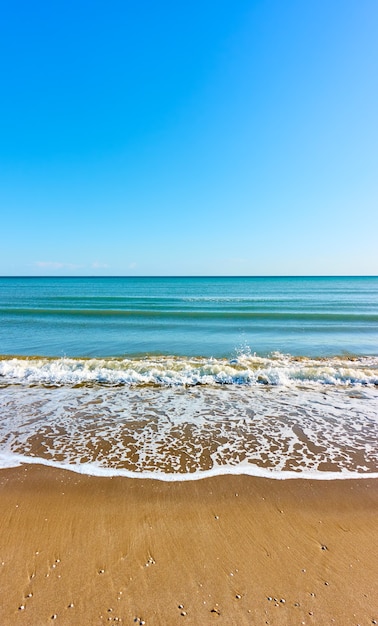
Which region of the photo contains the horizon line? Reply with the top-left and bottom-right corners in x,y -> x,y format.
1,275 -> 377,279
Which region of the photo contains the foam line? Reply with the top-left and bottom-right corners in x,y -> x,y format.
1,452 -> 378,482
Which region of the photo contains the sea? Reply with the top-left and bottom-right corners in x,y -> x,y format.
0,276 -> 377,480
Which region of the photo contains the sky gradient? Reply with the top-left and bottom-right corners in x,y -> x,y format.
1,0 -> 377,276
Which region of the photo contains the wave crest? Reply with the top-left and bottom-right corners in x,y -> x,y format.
0,353 -> 377,388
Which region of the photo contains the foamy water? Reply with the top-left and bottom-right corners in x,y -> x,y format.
1,353 -> 378,387
1,354 -> 377,481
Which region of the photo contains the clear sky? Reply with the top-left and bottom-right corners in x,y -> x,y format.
1,0 -> 377,276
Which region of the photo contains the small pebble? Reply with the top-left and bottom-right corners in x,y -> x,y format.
214,515 -> 219,520
68,603 -> 74,608
51,615 -> 57,620
178,604 -> 184,609
236,594 -> 241,600
26,593 -> 33,598
267,597 -> 272,601
280,599 -> 285,604
324,581 -> 329,586
19,605 -> 25,611
99,569 -> 105,574
181,611 -> 186,616
321,545 -> 328,551
309,611 -> 314,616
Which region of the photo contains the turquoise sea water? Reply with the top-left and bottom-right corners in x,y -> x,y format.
0,276 -> 377,479
0,276 -> 377,358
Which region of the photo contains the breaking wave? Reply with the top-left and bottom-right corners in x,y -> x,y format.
0,353 -> 377,388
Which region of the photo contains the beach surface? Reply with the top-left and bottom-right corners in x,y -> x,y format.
1,466 -> 378,625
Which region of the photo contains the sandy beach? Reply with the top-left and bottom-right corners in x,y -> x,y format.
0,466 -> 377,625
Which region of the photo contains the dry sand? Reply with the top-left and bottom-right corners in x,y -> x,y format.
0,465 -> 378,625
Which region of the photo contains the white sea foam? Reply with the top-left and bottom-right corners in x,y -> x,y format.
0,354 -> 377,387
1,451 -> 378,481
0,383 -> 377,480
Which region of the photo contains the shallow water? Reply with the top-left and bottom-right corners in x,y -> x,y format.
0,382 -> 377,479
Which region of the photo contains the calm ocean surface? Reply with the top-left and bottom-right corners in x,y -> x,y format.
0,276 -> 377,480
0,276 -> 377,358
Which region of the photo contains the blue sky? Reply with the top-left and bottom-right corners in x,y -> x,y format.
1,0 -> 377,275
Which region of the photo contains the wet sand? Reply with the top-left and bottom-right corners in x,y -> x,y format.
0,466 -> 378,625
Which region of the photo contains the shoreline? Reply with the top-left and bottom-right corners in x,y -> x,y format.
1,465 -> 378,625
2,455 -> 378,482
